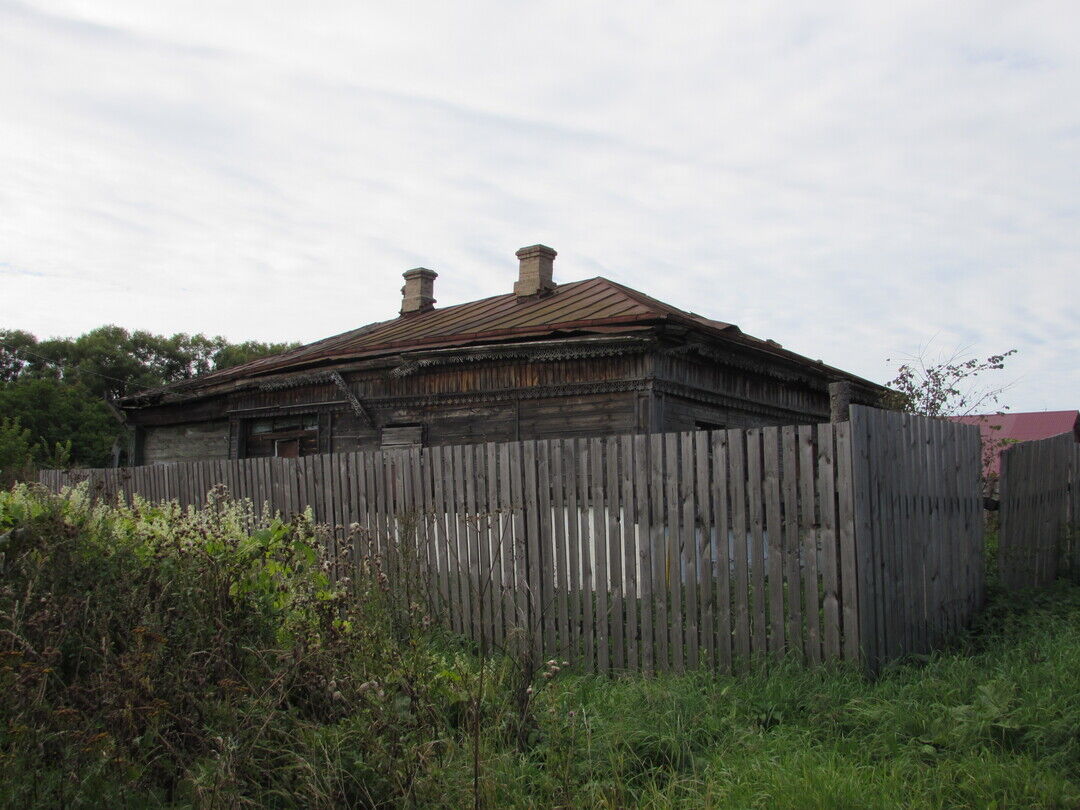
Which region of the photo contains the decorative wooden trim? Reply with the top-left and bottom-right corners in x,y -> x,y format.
665,343 -> 882,402
390,337 -> 651,378
370,378 -> 648,409
228,401 -> 349,416
328,371 -> 374,427
653,379 -> 827,422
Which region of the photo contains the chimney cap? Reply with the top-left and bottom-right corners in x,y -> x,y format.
515,244 -> 557,260
514,244 -> 557,297
400,267 -> 437,315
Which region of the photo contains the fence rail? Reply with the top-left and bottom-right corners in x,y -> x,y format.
999,433 -> 1080,589
40,406 -> 984,674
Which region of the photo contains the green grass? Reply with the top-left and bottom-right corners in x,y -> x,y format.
2,484 -> 1079,808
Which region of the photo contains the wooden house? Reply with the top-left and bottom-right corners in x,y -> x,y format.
119,245 -> 884,464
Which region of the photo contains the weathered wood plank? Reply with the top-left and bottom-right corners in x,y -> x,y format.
435,446 -> 459,634
679,432 -> 699,670
650,433 -> 668,672
835,421 -> 860,663
478,443 -> 496,652
635,433 -> 655,675
763,426 -> 785,657
579,438 -> 596,672
781,426 -> 803,663
509,440 -> 529,658
622,434 -> 639,672
664,432 -> 684,673
452,444 -> 474,643
746,429 -> 767,659
729,428 -> 750,666
590,437 -> 610,673
538,440 -> 557,660
694,430 -> 714,671
523,440 -> 543,662
605,436 -> 625,671
712,430 -> 732,674
818,423 -> 841,661
463,444 -> 481,644
795,427 -> 820,663
564,439 -> 582,665
498,441 -> 515,650
552,439 -> 571,661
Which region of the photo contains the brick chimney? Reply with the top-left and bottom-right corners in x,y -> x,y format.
400,267 -> 437,315
514,244 -> 557,297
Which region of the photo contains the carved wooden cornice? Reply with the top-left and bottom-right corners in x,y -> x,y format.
389,336 -> 652,378
653,379 -> 827,421
256,370 -> 338,391
663,343 -> 828,389
369,378 -> 648,409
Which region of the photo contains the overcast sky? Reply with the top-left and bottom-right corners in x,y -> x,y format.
2,1 -> 1077,412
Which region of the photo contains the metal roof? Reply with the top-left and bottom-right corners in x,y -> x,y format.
952,410 -> 1080,477
121,276 -> 880,405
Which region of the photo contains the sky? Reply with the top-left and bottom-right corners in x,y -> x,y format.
1,0 -> 1077,412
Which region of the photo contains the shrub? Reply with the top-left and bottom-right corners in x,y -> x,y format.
0,484 -> 479,808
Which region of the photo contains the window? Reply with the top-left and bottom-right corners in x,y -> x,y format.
244,414 -> 319,458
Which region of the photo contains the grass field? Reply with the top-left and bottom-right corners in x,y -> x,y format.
2,484 -> 1078,808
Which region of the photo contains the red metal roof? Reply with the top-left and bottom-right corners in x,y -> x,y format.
951,411 -> 1080,477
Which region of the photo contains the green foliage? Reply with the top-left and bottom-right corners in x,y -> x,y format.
2,487 -> 1079,808
0,378 -> 120,469
0,418 -> 34,488
211,339 -> 300,371
0,326 -> 300,469
0,485 -> 480,808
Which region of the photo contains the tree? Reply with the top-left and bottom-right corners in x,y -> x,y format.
883,346 -> 1017,498
0,417 -> 34,488
0,379 -> 120,468
882,348 -> 1017,418
0,325 -> 301,468
213,339 -> 299,370
0,329 -> 38,383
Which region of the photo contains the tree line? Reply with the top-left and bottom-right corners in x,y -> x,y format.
0,326 -> 298,481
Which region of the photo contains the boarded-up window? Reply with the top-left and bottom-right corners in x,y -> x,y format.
244,415 -> 319,458
381,425 -> 424,448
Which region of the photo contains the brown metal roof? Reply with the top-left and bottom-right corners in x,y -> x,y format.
122,275 -> 881,404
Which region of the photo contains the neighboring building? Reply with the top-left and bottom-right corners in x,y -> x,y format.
952,410 -> 1080,480
119,245 -> 885,464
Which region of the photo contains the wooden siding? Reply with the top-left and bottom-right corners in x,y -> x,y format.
142,421 -> 230,464
655,392 -> 810,433
655,354 -> 832,423
127,347 -> 866,463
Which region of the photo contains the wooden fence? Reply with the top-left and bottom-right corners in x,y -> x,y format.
999,433 -> 1080,590
39,406 -> 983,674
849,407 -> 984,669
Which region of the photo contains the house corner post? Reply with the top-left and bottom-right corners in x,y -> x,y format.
829,381 -> 854,424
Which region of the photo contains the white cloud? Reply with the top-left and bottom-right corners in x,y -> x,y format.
1,0 -> 1077,411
